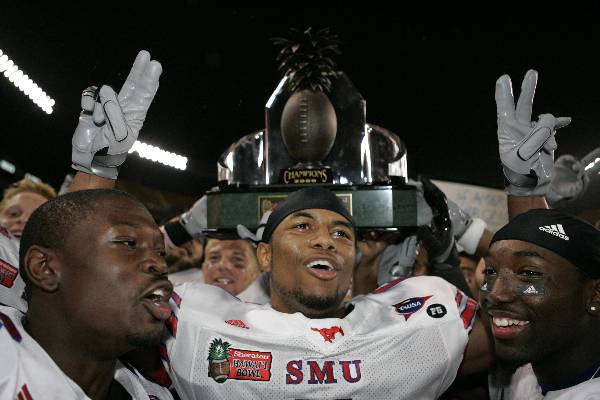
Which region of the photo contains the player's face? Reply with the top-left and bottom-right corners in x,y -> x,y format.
480,240 -> 588,367
166,238 -> 204,274
259,209 -> 355,318
0,192 -> 48,239
59,197 -> 172,351
202,239 -> 260,295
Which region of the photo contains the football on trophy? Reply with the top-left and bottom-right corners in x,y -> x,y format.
280,89 -> 337,165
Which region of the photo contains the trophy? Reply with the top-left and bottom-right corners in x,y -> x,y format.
208,28 -> 419,239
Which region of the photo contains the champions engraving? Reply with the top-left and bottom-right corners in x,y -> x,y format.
279,167 -> 333,184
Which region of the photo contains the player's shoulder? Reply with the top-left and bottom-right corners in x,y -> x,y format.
172,282 -> 254,316
0,305 -> 25,377
367,275 -> 457,304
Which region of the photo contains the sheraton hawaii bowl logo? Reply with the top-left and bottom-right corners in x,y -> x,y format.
207,338 -> 272,383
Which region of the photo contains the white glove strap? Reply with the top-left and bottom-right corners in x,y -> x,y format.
457,218 -> 487,255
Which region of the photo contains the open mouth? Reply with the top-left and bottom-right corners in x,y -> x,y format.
305,260 -> 335,271
304,259 -> 337,280
214,277 -> 233,285
142,285 -> 173,321
491,316 -> 530,338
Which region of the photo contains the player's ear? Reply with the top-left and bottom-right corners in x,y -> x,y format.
256,242 -> 273,273
24,245 -> 61,293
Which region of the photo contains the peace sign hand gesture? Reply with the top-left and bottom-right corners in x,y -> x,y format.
72,50 -> 162,179
495,70 -> 571,196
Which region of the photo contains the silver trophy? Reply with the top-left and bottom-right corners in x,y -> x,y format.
207,28 -> 416,236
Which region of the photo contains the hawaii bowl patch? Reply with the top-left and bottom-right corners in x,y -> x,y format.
0,259 -> 18,288
207,338 -> 272,383
393,296 -> 432,320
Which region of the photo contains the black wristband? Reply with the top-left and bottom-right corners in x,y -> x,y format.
163,220 -> 193,247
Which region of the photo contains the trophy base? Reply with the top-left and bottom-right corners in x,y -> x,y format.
278,166 -> 333,184
205,184 -> 419,235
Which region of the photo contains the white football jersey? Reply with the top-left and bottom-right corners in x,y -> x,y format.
0,227 -> 27,313
0,306 -> 173,400
489,361 -> 600,399
162,276 -> 477,400
489,364 -> 543,400
544,378 -> 600,399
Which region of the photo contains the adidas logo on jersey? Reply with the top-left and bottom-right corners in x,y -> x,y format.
538,224 -> 569,241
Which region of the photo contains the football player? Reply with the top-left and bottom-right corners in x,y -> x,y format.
484,70 -> 600,399
0,189 -> 173,399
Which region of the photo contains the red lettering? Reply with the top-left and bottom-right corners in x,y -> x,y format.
286,360 -> 303,384
307,360 -> 337,384
340,360 -> 362,383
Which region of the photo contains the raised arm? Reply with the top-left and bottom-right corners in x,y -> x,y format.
495,70 -> 570,219
69,50 -> 162,192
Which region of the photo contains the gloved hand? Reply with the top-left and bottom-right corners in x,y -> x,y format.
546,154 -> 591,208
407,179 -> 434,226
495,70 -> 571,196
377,235 -> 418,286
447,199 -> 487,255
179,195 -> 207,238
162,195 -> 207,247
447,199 -> 472,239
417,177 -> 454,263
72,50 -> 162,179
237,210 -> 272,245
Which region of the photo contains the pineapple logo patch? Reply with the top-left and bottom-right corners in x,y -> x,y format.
207,338 -> 272,383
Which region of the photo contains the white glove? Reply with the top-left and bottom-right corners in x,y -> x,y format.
377,235 -> 418,286
72,50 -> 162,179
495,70 -> 571,196
180,195 -> 207,238
236,210 -> 272,244
446,199 -> 487,255
546,154 -> 591,208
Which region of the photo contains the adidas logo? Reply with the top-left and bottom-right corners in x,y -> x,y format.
538,224 -> 569,241
523,285 -> 539,295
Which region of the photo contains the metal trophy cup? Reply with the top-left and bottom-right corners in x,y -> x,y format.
206,28 -> 420,240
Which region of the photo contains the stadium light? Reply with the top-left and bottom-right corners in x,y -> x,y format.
128,140 -> 188,171
0,48 -> 55,114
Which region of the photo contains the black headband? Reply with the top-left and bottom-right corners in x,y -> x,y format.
261,187 -> 354,243
491,208 -> 600,278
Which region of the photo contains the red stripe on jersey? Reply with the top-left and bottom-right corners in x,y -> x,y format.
18,384 -> 33,400
460,297 -> 478,331
148,363 -> 172,388
166,313 -> 178,338
159,343 -> 170,362
455,290 -> 463,307
171,291 -> 182,308
455,290 -> 467,314
373,278 -> 405,294
0,310 -> 22,342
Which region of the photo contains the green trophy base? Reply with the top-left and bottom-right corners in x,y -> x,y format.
205,184 -> 419,234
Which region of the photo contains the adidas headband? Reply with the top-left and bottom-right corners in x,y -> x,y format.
491,208 -> 600,278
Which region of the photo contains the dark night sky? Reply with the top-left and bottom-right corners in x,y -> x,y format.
2,5 -> 600,200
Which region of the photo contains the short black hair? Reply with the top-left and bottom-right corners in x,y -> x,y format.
19,189 -> 141,301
